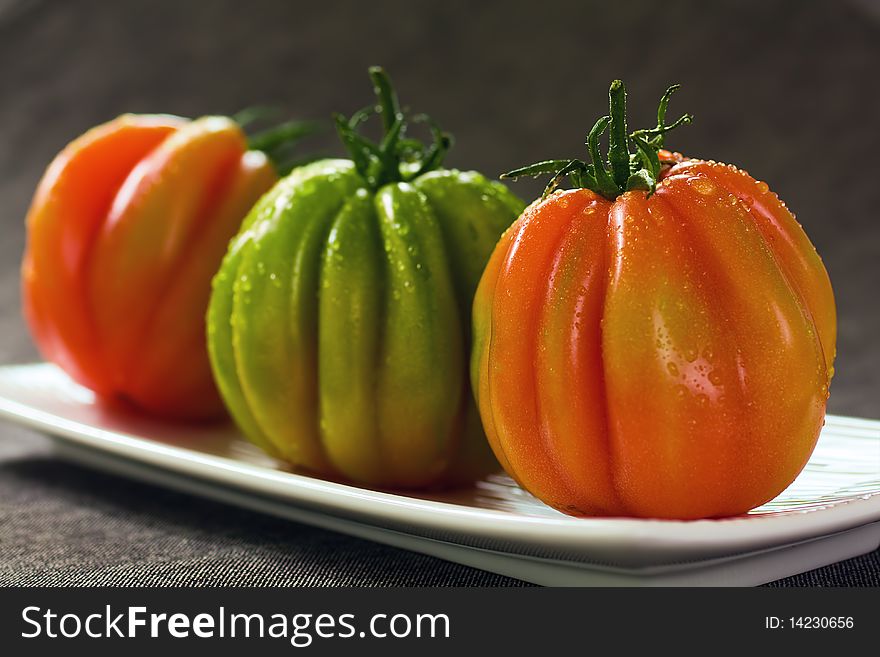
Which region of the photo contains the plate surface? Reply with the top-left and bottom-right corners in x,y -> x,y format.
1,363 -> 878,586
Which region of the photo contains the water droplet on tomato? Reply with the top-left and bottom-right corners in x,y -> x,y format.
667,362 -> 679,377
755,181 -> 769,194
689,177 -> 715,195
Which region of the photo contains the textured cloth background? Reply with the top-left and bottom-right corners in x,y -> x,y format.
0,0 -> 878,586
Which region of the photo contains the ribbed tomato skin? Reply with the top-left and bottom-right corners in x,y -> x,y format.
207,160 -> 524,489
22,114 -> 277,420
472,159 -> 836,519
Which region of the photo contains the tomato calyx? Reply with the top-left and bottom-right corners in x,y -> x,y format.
334,66 -> 453,191
232,107 -> 325,175
502,80 -> 693,200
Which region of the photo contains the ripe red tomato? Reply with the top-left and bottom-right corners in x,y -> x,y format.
472,82 -> 835,519
22,114 -> 277,419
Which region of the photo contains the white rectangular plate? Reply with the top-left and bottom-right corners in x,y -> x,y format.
0,363 -> 878,586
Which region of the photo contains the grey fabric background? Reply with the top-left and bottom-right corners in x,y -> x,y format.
0,0 -> 877,586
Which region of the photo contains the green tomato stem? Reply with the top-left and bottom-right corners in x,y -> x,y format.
335,67 -> 453,191
607,80 -> 631,191
501,80 -> 693,200
369,66 -> 402,133
234,109 -> 325,175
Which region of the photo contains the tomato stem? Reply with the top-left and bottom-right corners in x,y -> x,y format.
370,67 -> 403,134
502,80 -> 693,200
607,80 -> 631,190
334,67 -> 453,190
234,108 -> 326,175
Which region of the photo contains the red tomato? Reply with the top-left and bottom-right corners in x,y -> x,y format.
22,114 -> 277,419
472,82 -> 835,519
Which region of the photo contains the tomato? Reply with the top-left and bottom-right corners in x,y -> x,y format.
22,114 -> 280,419
472,81 -> 836,519
207,68 -> 523,488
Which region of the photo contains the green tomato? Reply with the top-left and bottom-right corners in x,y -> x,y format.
207,158 -> 523,488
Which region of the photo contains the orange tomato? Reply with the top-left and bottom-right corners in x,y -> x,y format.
22,114 -> 277,420
472,82 -> 835,519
